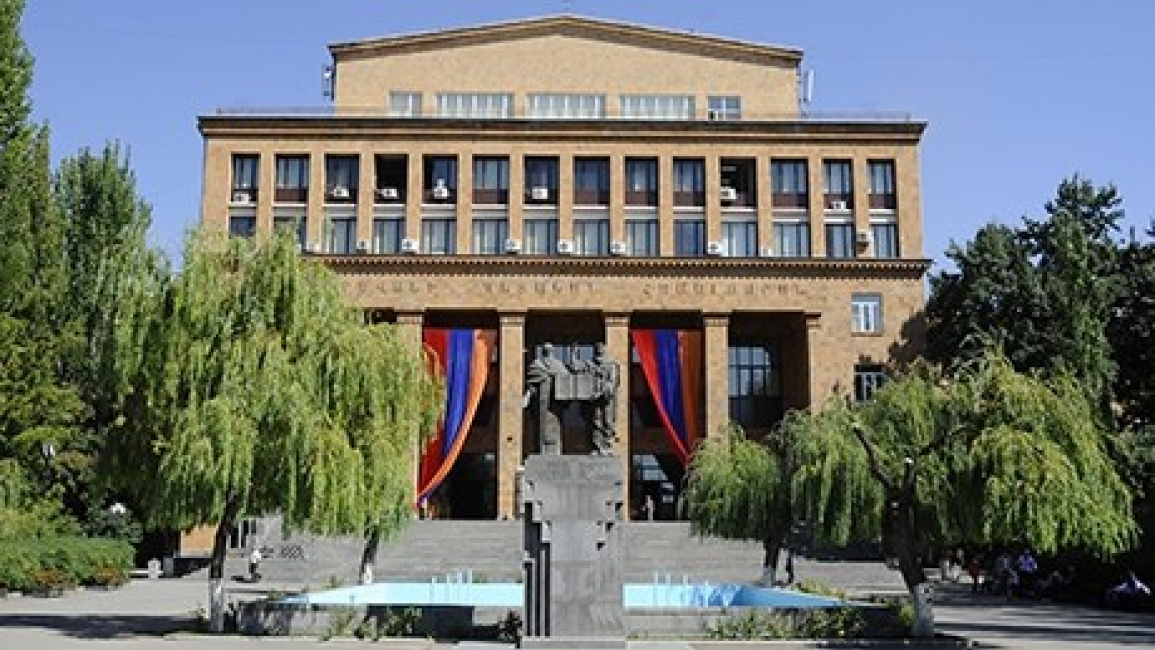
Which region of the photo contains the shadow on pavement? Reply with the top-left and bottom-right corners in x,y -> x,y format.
0,613 -> 191,639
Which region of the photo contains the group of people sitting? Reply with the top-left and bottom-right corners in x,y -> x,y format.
952,548 -> 1151,607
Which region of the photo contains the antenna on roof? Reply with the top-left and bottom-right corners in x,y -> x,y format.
321,65 -> 335,101
799,70 -> 815,115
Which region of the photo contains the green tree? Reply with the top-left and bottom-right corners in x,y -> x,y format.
926,177 -> 1123,416
106,230 -> 442,631
687,354 -> 1136,637
0,0 -> 84,481
1109,226 -> 1155,429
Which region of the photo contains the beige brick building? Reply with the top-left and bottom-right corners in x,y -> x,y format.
198,15 -> 928,522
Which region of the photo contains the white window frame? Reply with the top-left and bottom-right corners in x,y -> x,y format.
851,293 -> 883,334
388,91 -> 422,117
527,93 -> 605,119
620,94 -> 694,120
435,93 -> 513,119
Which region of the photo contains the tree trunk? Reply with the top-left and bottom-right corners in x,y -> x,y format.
886,486 -> 933,637
208,494 -> 241,633
360,529 -> 381,585
761,538 -> 780,586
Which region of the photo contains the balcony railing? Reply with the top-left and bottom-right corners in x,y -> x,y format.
212,106 -> 916,123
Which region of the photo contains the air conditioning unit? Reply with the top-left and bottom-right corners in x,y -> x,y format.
329,186 -> 350,200
719,186 -> 738,202
707,109 -> 723,121
400,238 -> 420,254
377,187 -> 399,200
305,240 -> 323,254
556,239 -> 575,255
760,246 -> 775,258
432,185 -> 450,200
855,230 -> 874,247
829,200 -> 849,211
232,190 -> 253,204
504,238 -> 522,254
609,240 -> 628,255
530,186 -> 550,201
706,240 -> 725,256
356,239 -> 371,253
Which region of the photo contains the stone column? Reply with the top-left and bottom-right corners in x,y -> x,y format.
356,151 -> 374,245
405,154 -> 423,240
703,312 -> 730,438
658,156 -> 675,256
609,152 -> 626,244
558,152 -> 574,243
755,156 -> 773,255
807,155 -> 825,257
803,311 -> 832,404
498,312 -> 527,519
457,153 -> 474,254
852,157 -> 872,257
705,156 -> 722,244
255,151 -> 274,237
604,312 -> 631,518
306,150 -> 325,249
396,311 -> 425,503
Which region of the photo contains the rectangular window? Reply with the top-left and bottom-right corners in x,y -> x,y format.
868,160 -> 897,210
854,364 -> 887,402
435,92 -> 513,118
228,215 -> 255,238
619,94 -> 694,120
871,222 -> 899,258
728,344 -> 782,428
231,154 -> 258,194
372,217 -> 403,254
673,158 -> 704,207
771,159 -> 808,208
472,218 -> 508,255
574,157 -> 610,205
626,219 -> 659,256
675,219 -> 706,256
524,218 -> 558,255
773,222 -> 810,257
574,218 -> 609,255
388,91 -> 422,117
472,156 -> 509,205
421,218 -> 456,254
708,95 -> 742,120
424,156 -> 457,203
527,93 -> 605,119
524,157 -> 559,204
721,158 -> 756,208
325,155 -> 359,203
851,293 -> 883,334
273,214 -> 306,250
625,158 -> 658,206
374,155 -> 407,204
823,160 -> 853,209
325,217 -> 356,254
274,155 -> 309,203
722,221 -> 758,257
825,222 -> 855,258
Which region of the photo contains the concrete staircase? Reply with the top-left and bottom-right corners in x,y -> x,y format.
233,519 -> 904,595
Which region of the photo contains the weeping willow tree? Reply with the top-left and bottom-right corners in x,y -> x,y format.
104,229 -> 442,631
687,352 -> 1135,637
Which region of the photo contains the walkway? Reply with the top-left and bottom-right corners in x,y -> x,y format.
2,578 -> 1154,648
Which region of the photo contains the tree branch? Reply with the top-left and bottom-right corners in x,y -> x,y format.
852,422 -> 896,492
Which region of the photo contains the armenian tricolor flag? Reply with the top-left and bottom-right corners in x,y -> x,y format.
416,328 -> 496,505
630,329 -> 703,465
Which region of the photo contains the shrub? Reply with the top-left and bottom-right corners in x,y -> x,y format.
0,537 -> 133,592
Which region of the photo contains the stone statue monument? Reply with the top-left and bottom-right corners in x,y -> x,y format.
524,342 -> 621,456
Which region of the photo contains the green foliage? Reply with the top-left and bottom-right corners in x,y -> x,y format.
684,424 -> 783,542
0,536 -> 132,591
927,176 -> 1124,419
704,607 -> 865,640
106,227 -> 442,544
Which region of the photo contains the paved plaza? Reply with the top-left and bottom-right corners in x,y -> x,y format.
1,576 -> 1154,648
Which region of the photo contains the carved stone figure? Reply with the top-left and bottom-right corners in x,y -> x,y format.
525,342 -> 621,456
576,342 -> 620,455
524,343 -> 568,454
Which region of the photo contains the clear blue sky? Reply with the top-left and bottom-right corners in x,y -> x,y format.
21,0 -> 1155,267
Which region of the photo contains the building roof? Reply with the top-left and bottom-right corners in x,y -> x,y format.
328,14 -> 803,66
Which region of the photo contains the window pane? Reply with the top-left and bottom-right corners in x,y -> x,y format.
851,294 -> 883,333
421,219 -> 457,254
574,219 -> 609,255
825,223 -> 855,258
373,218 -> 403,253
773,222 -> 810,257
871,223 -> 899,258
675,220 -> 705,256
722,221 -> 757,257
472,218 -> 508,254
626,219 -> 659,256
524,218 -> 558,255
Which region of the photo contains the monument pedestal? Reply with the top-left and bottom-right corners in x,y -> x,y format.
522,454 -> 624,649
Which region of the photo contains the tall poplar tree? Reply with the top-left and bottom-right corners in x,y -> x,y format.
106,230 -> 442,631
0,0 -> 84,475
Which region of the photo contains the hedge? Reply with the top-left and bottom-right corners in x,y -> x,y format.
0,537 -> 133,592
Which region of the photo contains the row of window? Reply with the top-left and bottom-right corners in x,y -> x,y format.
232,154 -> 898,211
229,212 -> 899,259
387,92 -> 744,120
